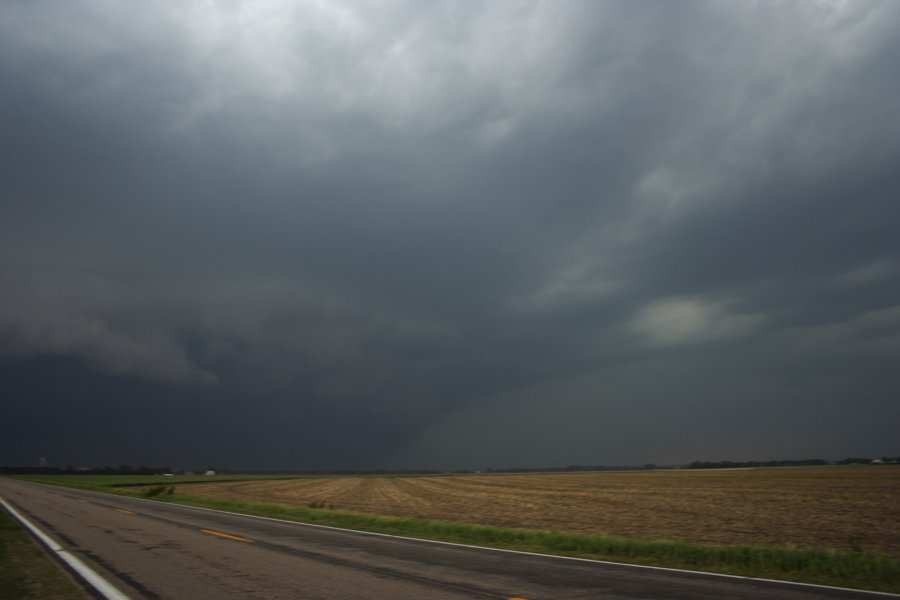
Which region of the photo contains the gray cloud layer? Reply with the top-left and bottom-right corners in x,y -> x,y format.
1,1 -> 898,470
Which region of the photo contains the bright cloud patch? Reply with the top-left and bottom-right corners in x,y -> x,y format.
632,298 -> 762,347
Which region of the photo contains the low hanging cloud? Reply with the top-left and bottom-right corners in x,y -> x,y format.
0,271 -> 216,386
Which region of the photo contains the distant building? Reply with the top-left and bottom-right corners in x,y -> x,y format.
205,469 -> 217,476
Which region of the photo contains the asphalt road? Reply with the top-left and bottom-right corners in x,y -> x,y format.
0,479 -> 891,600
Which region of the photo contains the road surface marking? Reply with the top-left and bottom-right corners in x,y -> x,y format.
115,508 -> 136,515
201,529 -> 253,542
0,495 -> 130,600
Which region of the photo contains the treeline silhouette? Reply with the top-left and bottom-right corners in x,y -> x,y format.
688,459 -> 828,469
2,457 -> 898,476
0,465 -> 172,475
689,457 -> 899,469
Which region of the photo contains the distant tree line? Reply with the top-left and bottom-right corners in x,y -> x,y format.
835,456 -> 900,465
689,459 -> 828,469
483,464 -> 660,473
689,457 -> 899,469
836,456 -> 900,465
3,457 -> 898,476
0,465 -> 173,475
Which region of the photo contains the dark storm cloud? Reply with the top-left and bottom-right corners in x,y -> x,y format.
1,1 -> 898,470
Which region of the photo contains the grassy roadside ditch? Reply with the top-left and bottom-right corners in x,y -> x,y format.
0,503 -> 90,600
16,475 -> 900,595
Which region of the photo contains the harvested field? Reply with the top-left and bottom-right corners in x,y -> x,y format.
178,466 -> 900,558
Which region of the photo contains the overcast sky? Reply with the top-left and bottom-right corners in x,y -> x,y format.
2,0 -> 898,471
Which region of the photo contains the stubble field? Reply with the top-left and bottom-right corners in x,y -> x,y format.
178,466 -> 900,558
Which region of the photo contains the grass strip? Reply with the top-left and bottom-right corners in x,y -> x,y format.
17,476 -> 900,595
0,503 -> 90,600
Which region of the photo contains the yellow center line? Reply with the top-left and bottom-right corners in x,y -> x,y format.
115,508 -> 136,515
201,529 -> 253,543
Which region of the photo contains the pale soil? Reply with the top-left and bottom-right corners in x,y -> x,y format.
177,466 -> 900,558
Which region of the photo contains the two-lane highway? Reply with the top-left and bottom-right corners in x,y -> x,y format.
0,479 -> 891,599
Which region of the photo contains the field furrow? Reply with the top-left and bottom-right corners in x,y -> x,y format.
177,466 -> 900,557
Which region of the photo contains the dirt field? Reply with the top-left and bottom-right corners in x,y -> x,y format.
178,466 -> 900,557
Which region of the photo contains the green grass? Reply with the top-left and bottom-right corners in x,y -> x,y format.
0,504 -> 89,600
15,474 -> 900,594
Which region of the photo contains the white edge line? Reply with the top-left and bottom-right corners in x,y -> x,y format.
0,495 -> 130,600
31,482 -> 900,599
